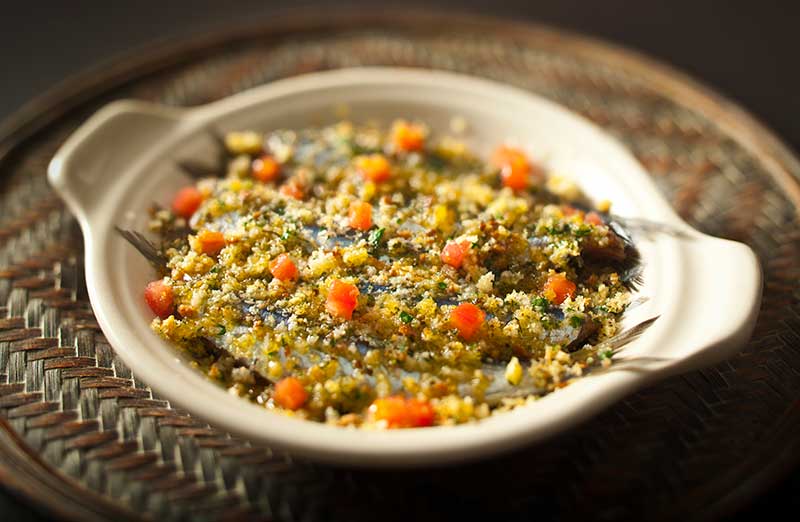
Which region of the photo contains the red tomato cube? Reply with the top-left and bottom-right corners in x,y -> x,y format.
449,303 -> 486,340
326,280 -> 360,320
369,396 -> 435,428
543,273 -> 577,305
585,211 -> 604,226
273,377 -> 308,410
440,240 -> 469,268
492,145 -> 532,191
391,120 -> 425,152
251,154 -> 281,182
355,154 -> 391,183
171,186 -> 204,219
196,230 -> 226,256
279,180 -> 304,200
269,253 -> 298,281
348,201 -> 373,231
144,279 -> 174,319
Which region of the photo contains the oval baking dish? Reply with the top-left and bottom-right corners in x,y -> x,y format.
47,68 -> 761,466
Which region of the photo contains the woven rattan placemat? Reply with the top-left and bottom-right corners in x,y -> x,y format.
1,10 -> 799,522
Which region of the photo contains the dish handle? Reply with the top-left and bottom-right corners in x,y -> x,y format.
47,100 -> 185,220
667,234 -> 762,371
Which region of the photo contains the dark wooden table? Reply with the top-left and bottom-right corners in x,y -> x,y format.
1,1 -> 798,520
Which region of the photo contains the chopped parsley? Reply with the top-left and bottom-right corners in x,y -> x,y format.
346,138 -> 380,156
532,296 -> 549,312
425,152 -> 448,172
368,227 -> 385,248
544,223 -> 571,236
399,311 -> 414,324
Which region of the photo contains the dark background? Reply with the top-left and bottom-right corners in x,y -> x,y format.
1,1 -> 799,520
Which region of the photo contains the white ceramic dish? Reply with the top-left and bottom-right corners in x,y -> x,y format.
47,67 -> 761,467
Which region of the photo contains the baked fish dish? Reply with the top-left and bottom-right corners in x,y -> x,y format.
123,118 -> 646,429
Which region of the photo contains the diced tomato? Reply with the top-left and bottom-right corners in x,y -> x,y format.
251,154 -> 281,182
355,154 -> 391,183
279,180 -> 304,200
273,377 -> 308,410
269,253 -> 298,281
368,396 -> 435,428
326,279 -> 360,320
543,273 -> 577,305
196,229 -> 226,256
144,279 -> 174,319
348,201 -> 373,231
171,186 -> 204,219
585,211 -> 604,226
440,240 -> 469,268
449,303 -> 486,340
492,145 -> 531,191
391,120 -> 425,152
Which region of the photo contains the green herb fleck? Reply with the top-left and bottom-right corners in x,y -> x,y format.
347,138 -> 379,156
545,223 -> 570,236
569,316 -> 584,328
368,227 -> 385,248
280,229 -> 293,241
216,324 -> 226,335
574,225 -> 592,238
425,153 -> 447,172
532,296 -> 549,311
599,349 -> 614,360
399,311 -> 414,324
438,282 -> 447,290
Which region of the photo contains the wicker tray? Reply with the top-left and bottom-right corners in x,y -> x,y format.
2,10 -> 799,522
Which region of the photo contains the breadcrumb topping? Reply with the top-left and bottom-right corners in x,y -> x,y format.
148,119 -> 631,428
